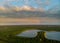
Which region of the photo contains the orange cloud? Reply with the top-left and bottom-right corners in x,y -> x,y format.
37,8 -> 45,12
13,6 -> 36,11
0,6 -> 6,11
12,6 -> 21,11
0,18 -> 40,23
0,5 -> 46,13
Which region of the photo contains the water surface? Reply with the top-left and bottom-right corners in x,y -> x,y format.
45,31 -> 60,41
17,30 -> 60,41
17,30 -> 41,38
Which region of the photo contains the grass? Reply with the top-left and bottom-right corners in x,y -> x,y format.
0,25 -> 60,43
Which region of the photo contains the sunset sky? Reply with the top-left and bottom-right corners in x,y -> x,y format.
0,0 -> 60,25
0,0 -> 59,10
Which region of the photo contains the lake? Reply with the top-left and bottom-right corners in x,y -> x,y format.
45,31 -> 60,41
16,30 -> 60,41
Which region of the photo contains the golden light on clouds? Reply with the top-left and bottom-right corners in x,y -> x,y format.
0,5 -> 45,12
0,18 -> 60,23
0,18 -> 40,23
13,6 -> 21,11
13,6 -> 35,11
0,6 -> 6,11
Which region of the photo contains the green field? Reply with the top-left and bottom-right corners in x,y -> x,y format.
0,25 -> 60,43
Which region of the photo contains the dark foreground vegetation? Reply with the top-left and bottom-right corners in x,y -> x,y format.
0,25 -> 60,43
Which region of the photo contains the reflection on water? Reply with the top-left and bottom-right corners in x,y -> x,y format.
45,31 -> 60,41
17,30 -> 41,38
17,30 -> 60,41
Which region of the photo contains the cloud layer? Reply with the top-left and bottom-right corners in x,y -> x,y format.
0,5 -> 60,19
0,5 -> 46,13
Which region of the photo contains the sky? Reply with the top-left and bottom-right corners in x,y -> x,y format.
0,0 -> 60,10
0,0 -> 60,25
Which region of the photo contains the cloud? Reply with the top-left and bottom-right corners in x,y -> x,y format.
35,0 -> 50,6
6,0 -> 16,1
0,18 -> 40,23
0,5 -> 46,13
0,17 -> 60,25
0,6 -> 7,12
45,0 -> 50,5
0,0 -> 50,7
37,7 -> 45,12
4,0 -> 19,2
48,5 -> 60,14
0,0 -> 19,6
19,5 -> 35,11
0,6 -> 6,11
0,0 -> 50,12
